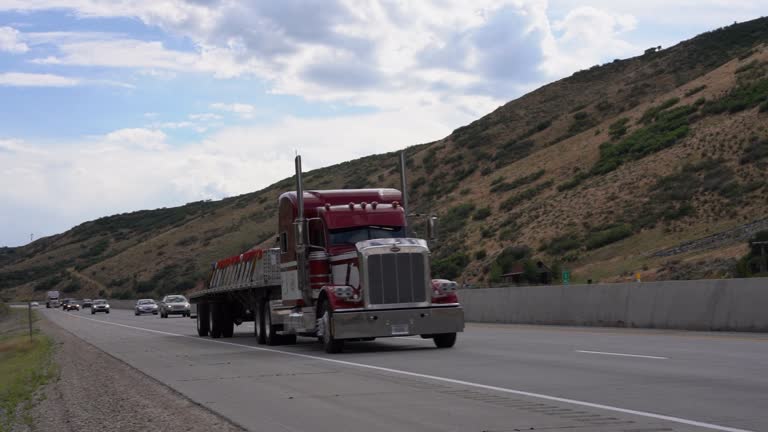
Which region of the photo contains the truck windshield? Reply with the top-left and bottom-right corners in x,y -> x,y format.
329,225 -> 405,245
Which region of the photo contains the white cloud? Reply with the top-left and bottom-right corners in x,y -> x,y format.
541,6 -> 638,76
210,102 -> 257,118
0,72 -> 79,87
104,128 -> 167,150
0,26 -> 28,53
0,108 -> 451,245
189,113 -> 222,121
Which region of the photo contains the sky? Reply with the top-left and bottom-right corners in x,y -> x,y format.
0,1 -> 765,247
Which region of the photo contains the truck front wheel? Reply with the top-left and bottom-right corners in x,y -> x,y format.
433,333 -> 457,348
197,303 -> 210,337
319,300 -> 344,354
264,302 -> 280,346
254,299 -> 266,345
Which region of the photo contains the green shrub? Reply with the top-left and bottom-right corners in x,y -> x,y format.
735,59 -> 759,74
440,203 -> 476,235
33,275 -> 63,292
498,228 -> 516,241
585,224 -> 633,250
473,207 -> 492,220
493,139 -> 535,168
702,77 -> 768,115
499,181 -> 553,211
741,138 -> 768,164
490,170 -> 545,193
432,253 -> 469,280
608,118 -> 630,140
591,105 -> 695,176
544,234 -> 581,255
62,279 -> 82,293
685,85 -> 707,97
567,111 -> 597,135
640,98 -> 680,124
557,173 -> 587,191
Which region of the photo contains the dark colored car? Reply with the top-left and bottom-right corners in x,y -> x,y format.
134,299 -> 159,316
82,299 -> 93,309
63,300 -> 80,311
91,299 -> 110,314
159,295 -> 190,318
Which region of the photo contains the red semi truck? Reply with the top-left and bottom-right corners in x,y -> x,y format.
190,154 -> 464,353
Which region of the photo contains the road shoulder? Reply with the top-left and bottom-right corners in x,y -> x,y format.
13,314 -> 245,432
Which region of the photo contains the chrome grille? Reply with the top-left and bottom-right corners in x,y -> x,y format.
367,252 -> 427,305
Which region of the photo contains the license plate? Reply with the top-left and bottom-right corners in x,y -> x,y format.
391,324 -> 409,335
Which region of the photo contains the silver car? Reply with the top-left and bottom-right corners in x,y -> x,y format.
91,299 -> 110,314
134,299 -> 159,316
159,295 -> 190,318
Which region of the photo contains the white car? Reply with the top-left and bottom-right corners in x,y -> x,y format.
159,295 -> 190,318
30,301 -> 39,307
135,299 -> 159,316
91,299 -> 110,314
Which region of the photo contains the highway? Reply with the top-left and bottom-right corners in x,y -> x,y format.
40,308 -> 768,432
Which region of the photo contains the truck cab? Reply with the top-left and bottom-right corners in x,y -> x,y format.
277,189 -> 463,352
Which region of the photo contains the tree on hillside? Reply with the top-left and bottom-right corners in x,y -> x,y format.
736,230 -> 768,277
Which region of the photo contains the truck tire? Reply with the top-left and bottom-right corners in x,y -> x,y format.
254,299 -> 266,345
209,303 -> 223,339
196,303 -> 210,337
222,304 -> 234,338
264,302 -> 280,346
433,333 -> 457,348
320,300 -> 344,354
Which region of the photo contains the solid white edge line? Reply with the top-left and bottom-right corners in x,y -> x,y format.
57,311 -> 753,432
576,350 -> 669,360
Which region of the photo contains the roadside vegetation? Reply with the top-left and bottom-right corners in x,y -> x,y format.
0,304 -> 56,432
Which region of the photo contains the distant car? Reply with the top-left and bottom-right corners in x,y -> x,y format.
91,299 -> 110,314
60,298 -> 71,308
82,299 -> 93,309
134,299 -> 159,316
30,301 -> 39,307
159,295 -> 190,318
63,301 -> 81,311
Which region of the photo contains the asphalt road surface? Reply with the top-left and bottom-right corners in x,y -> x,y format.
40,308 -> 768,432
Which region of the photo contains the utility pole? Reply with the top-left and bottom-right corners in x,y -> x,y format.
28,302 -> 33,341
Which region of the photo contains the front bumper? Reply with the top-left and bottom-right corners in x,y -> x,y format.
165,309 -> 189,315
332,306 -> 464,339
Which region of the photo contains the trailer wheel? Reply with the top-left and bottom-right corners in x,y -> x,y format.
319,300 -> 344,354
433,333 -> 457,348
196,303 -> 210,337
264,302 -> 280,346
254,299 -> 266,345
209,303 -> 223,339
222,304 -> 234,338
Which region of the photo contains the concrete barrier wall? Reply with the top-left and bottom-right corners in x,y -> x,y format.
458,278 -> 768,332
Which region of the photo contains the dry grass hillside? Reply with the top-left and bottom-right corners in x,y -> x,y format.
3,18 -> 768,300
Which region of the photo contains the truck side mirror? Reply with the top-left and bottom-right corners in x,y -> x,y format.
427,216 -> 438,241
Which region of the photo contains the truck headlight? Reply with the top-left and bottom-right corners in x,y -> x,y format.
333,286 -> 354,300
